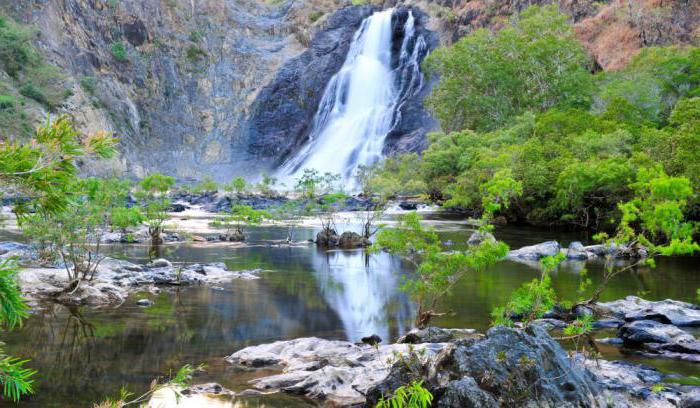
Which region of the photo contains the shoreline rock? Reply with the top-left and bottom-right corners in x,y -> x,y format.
226,326 -> 697,407
17,256 -> 263,307
506,240 -> 647,262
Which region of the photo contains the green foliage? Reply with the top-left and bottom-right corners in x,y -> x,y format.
213,205 -> 271,238
0,15 -> 38,78
189,29 -> 203,43
492,253 -> 564,326
1,116 -> 117,216
595,47 -> 700,125
0,94 -> 14,111
192,176 -> 218,194
226,176 -> 247,196
185,45 -> 206,64
363,153 -> 426,198
563,315 -> 594,337
94,364 -> 204,408
424,5 -> 592,133
109,42 -> 127,62
308,11 -> 324,23
294,168 -> 340,199
375,194 -> 509,328
612,167 -> 698,255
80,76 -> 97,95
255,173 -> 278,197
135,173 -> 175,244
0,260 -> 29,330
416,3 -> 700,229
21,177 -> 133,284
110,206 -> 145,231
376,380 -> 433,408
0,351 -> 35,402
351,0 -> 367,5
0,260 -> 35,402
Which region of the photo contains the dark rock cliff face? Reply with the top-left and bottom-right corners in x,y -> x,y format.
244,5 -> 439,165
242,5 -> 378,163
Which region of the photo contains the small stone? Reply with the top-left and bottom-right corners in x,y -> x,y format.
137,298 -> 153,307
150,258 -> 172,268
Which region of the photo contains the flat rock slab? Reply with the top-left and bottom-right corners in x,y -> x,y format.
599,296 -> 700,326
226,337 -> 446,406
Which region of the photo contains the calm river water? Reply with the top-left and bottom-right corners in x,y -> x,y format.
1,214 -> 698,407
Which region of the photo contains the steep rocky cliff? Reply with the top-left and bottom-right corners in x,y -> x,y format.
1,0 -> 697,181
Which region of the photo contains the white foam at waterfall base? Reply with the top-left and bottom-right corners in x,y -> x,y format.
278,9 -> 424,190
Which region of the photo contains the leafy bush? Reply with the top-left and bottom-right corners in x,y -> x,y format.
424,5 -> 592,133
18,82 -> 45,105
376,380 -> 433,408
185,45 -> 206,64
110,42 -> 127,62
80,76 -> 97,94
0,94 -> 14,110
0,16 -> 37,78
309,11 -> 324,23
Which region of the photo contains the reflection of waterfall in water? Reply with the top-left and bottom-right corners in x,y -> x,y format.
311,250 -> 415,342
278,8 -> 427,187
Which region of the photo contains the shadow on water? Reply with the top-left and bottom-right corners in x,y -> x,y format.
1,219 -> 699,406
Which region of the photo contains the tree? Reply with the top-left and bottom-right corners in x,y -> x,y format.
0,116 -> 117,216
212,205 -> 271,241
0,117 -> 115,402
294,168 -> 340,199
255,173 -> 278,197
20,177 -> 133,290
373,172 -> 516,328
225,176 -> 248,196
134,173 -> 175,245
424,4 -> 592,132
581,167 -> 699,305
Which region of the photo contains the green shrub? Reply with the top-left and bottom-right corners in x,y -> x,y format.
185,45 -> 206,64
424,5 -> 592,132
110,42 -> 128,61
0,94 -> 15,110
18,82 -> 46,105
0,16 -> 38,78
80,76 -> 96,94
309,11 -> 324,23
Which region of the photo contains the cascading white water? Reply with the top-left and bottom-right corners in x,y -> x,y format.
278,9 -> 426,187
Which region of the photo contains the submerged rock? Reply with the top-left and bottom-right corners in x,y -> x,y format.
598,296 -> 700,326
181,383 -> 234,397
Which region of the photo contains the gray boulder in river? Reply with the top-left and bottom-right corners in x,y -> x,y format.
226,325 -> 692,407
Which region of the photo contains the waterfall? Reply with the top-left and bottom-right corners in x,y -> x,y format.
278,8 -> 428,187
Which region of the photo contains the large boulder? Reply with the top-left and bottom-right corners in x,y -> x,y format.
228,326 -> 608,407
598,296 -> 700,326
226,337 -> 445,406
506,241 -> 561,260
316,229 -> 340,247
618,320 -> 700,361
337,231 -> 369,248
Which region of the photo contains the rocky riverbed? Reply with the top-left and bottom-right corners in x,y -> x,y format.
225,325 -> 699,407
1,241 -> 262,307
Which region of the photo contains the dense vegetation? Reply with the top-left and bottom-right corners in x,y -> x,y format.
0,15 -> 68,138
375,5 -> 700,232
